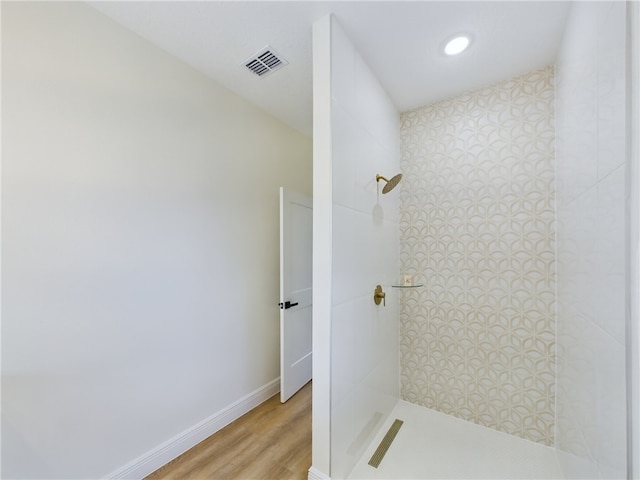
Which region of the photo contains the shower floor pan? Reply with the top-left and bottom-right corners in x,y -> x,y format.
348,400 -> 563,479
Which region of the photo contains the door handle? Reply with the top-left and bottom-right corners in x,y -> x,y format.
279,301 -> 299,310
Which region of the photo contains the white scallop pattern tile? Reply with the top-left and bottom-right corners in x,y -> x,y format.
399,66 -> 556,446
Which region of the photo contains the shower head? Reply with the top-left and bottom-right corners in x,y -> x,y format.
376,173 -> 403,194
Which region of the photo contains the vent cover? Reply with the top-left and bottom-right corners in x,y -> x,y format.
243,46 -> 288,78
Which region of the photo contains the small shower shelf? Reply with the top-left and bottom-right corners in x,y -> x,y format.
391,284 -> 424,288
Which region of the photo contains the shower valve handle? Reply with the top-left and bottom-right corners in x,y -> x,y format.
374,285 -> 386,306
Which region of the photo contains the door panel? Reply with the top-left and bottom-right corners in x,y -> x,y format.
280,187 -> 312,402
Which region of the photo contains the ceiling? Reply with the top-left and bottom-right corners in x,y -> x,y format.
89,1 -> 572,138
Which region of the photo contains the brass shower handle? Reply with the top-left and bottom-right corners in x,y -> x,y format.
374,285 -> 386,306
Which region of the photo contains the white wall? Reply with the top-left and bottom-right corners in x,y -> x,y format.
312,14 -> 400,479
1,3 -> 311,478
555,2 -> 628,478
311,15 -> 333,479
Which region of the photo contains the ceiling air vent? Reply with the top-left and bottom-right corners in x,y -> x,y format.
243,46 -> 288,78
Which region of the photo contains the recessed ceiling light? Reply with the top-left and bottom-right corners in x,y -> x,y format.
444,35 -> 470,56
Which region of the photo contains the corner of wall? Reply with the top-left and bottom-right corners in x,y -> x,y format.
311,13 -> 333,479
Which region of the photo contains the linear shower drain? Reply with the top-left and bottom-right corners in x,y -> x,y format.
368,419 -> 404,468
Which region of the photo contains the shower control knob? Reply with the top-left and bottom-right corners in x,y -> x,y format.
373,285 -> 386,306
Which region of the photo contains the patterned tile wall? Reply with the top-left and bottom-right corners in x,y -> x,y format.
399,67 -> 556,445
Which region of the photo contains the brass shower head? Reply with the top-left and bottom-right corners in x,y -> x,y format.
376,173 -> 403,194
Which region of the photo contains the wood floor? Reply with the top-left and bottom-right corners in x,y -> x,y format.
146,381 -> 312,480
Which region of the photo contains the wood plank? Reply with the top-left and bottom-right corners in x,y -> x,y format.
146,381 -> 311,480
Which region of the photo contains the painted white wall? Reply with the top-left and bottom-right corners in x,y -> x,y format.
311,14 -> 400,480
1,3 -> 311,478
554,2 -> 628,478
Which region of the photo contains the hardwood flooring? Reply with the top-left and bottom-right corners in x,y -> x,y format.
145,381 -> 312,480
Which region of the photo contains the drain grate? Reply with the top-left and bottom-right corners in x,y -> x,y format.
368,419 -> 404,468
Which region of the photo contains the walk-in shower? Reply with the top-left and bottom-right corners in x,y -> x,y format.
313,2 -> 632,479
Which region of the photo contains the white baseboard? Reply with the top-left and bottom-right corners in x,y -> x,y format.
308,466 -> 331,480
106,378 -> 280,479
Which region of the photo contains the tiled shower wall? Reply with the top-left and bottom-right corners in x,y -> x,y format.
399,67 -> 556,445
554,2 -> 627,478
325,16 -> 401,479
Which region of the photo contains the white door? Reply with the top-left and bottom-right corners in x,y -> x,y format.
279,187 -> 312,402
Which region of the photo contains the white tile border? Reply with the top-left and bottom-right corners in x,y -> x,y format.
627,1 -> 640,477
311,13 -> 333,478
